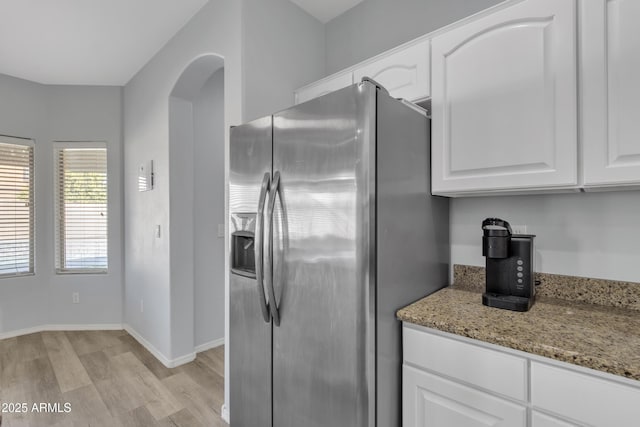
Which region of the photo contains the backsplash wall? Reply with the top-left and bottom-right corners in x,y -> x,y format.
450,191 -> 640,283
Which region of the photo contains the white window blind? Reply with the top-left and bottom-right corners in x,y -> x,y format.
0,136 -> 34,278
55,144 -> 108,273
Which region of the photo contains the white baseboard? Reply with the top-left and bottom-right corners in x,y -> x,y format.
122,324 -> 196,369
195,337 -> 225,353
221,403 -> 230,423
48,323 -> 124,331
0,323 -> 124,340
171,352 -> 197,367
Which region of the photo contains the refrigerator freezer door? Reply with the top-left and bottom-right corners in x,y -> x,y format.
271,82 -> 377,427
230,117 -> 273,427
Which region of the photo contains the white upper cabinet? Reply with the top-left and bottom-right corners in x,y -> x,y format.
431,0 -> 578,195
582,0 -> 640,188
295,39 -> 430,105
354,40 -> 430,101
295,72 -> 353,105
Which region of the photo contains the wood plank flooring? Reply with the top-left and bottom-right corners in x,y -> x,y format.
0,331 -> 227,427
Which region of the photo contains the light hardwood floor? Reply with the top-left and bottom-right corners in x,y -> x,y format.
0,330 -> 227,427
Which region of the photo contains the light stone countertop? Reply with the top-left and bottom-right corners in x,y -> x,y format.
397,266 -> 640,381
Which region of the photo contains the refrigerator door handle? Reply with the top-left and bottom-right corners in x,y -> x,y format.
255,172 -> 271,323
266,171 -> 281,326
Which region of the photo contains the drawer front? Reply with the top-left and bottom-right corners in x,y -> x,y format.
531,362 -> 640,426
403,326 -> 527,401
353,40 -> 430,101
403,365 -> 527,427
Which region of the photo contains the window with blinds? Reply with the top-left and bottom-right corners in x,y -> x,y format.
0,136 -> 34,277
55,144 -> 108,273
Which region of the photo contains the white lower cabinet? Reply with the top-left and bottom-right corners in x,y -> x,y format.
403,325 -> 640,427
403,365 -> 526,427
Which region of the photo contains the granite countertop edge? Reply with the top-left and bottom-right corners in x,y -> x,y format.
397,283 -> 640,382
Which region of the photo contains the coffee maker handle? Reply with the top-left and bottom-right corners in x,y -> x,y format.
482,218 -> 513,234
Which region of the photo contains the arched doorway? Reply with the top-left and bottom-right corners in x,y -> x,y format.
169,54 -> 225,357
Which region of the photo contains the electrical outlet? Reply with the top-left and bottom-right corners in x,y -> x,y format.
512,224 -> 528,235
72,292 -> 80,304
140,299 -> 144,313
217,224 -> 225,238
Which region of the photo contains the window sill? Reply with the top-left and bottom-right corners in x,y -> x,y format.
55,269 -> 108,275
0,272 -> 35,280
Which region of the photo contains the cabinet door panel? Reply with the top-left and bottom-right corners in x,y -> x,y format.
432,0 -> 577,194
403,365 -> 526,427
354,40 -> 430,101
583,0 -> 640,187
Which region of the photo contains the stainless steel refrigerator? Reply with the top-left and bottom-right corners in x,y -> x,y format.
229,79 -> 449,427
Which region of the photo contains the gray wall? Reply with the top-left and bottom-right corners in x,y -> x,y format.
193,69 -> 225,347
168,95 -> 196,358
451,192 -> 640,283
123,0 -> 242,365
325,0 -> 503,74
242,0 -> 325,120
0,73 -> 123,336
167,64 -> 225,359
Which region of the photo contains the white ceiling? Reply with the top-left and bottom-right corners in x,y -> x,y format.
289,0 -> 364,23
0,0 -> 209,86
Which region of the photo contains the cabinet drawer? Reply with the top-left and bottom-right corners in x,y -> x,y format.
403,326 -> 527,401
354,40 -> 430,101
531,362 -> 640,426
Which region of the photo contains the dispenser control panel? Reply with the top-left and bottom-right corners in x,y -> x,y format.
231,212 -> 257,278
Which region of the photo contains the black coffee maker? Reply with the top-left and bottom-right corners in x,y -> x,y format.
482,218 -> 535,312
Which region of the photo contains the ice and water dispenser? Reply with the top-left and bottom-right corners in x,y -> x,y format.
231,213 -> 257,278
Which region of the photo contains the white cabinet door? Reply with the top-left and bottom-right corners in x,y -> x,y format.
431,0 -> 578,195
582,0 -> 640,188
403,365 -> 526,427
294,72 -> 353,104
354,40 -> 430,101
532,412 -> 579,427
